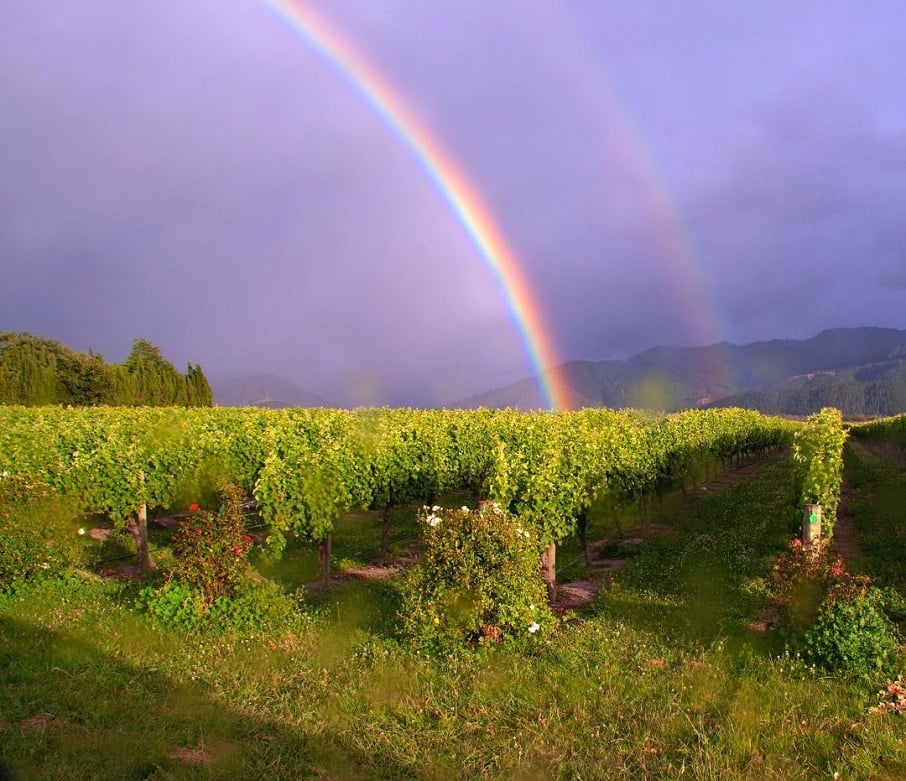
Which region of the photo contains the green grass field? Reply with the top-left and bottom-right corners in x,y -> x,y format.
2,451 -> 906,779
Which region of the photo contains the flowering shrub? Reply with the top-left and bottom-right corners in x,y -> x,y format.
768,537 -> 901,675
398,503 -> 554,653
170,481 -> 252,605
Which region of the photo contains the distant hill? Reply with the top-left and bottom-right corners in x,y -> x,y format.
212,373 -> 329,408
464,327 -> 906,417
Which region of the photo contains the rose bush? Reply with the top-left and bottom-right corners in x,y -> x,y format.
170,480 -> 252,605
399,502 -> 555,653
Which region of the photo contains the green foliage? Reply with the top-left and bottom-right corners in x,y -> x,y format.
136,580 -> 206,629
205,578 -> 297,634
0,404 -> 796,574
171,482 -> 252,604
852,412 -> 906,452
803,590 -> 900,677
793,407 -> 847,537
399,503 -> 554,652
255,409 -> 374,554
0,472 -> 81,588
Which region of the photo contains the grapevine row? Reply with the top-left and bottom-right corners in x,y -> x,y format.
791,407 -> 847,539
0,406 -> 796,580
851,412 -> 906,451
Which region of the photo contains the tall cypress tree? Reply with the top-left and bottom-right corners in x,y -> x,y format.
0,332 -> 211,407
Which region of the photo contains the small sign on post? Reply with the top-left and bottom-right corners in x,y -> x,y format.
803,504 -> 822,544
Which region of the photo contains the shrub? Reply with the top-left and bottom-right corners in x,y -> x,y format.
0,473 -> 81,588
205,579 -> 297,634
399,503 -> 554,653
136,580 -> 205,630
803,589 -> 899,677
170,481 -> 252,604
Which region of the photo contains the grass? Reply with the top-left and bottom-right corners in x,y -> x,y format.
2,454 -> 906,779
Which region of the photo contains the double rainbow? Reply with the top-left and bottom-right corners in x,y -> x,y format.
256,0 -> 571,410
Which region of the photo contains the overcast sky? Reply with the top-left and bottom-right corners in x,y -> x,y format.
2,1 -> 905,406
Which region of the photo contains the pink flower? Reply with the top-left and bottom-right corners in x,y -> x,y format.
830,555 -> 845,578
790,538 -> 803,549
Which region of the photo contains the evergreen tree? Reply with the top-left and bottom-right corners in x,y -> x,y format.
0,332 -> 211,407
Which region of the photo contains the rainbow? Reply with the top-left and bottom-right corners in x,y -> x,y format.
255,0 -> 571,410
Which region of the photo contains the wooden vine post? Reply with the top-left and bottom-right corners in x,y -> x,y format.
541,542 -> 557,604
126,470 -> 154,572
803,504 -> 822,545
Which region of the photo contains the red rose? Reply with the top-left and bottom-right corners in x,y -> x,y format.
189,503 -> 199,512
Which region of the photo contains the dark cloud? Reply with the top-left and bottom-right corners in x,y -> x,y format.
1,1 -> 905,405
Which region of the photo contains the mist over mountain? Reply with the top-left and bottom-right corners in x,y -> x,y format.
212,373 -> 328,409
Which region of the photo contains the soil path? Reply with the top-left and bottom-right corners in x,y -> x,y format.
834,438 -> 906,570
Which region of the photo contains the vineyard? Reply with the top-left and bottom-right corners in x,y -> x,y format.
0,406 -> 793,578
2,406 -> 906,778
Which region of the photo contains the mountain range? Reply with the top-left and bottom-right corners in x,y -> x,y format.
213,327 -> 906,418
466,327 -> 906,416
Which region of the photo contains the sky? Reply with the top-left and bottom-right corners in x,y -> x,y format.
2,1 -> 905,407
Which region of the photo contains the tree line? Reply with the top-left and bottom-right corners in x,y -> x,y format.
0,332 -> 211,407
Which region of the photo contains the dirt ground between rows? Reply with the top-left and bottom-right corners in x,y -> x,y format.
336,455 -> 773,612
553,456 -> 770,611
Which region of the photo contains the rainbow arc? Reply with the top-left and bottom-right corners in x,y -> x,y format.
257,0 -> 571,410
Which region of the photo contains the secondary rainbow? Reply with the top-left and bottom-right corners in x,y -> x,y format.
535,2 -> 736,393
256,0 -> 571,410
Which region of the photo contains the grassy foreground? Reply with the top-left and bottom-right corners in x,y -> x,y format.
2,455 -> 906,779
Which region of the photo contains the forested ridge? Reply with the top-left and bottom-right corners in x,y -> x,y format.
0,332 -> 211,407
